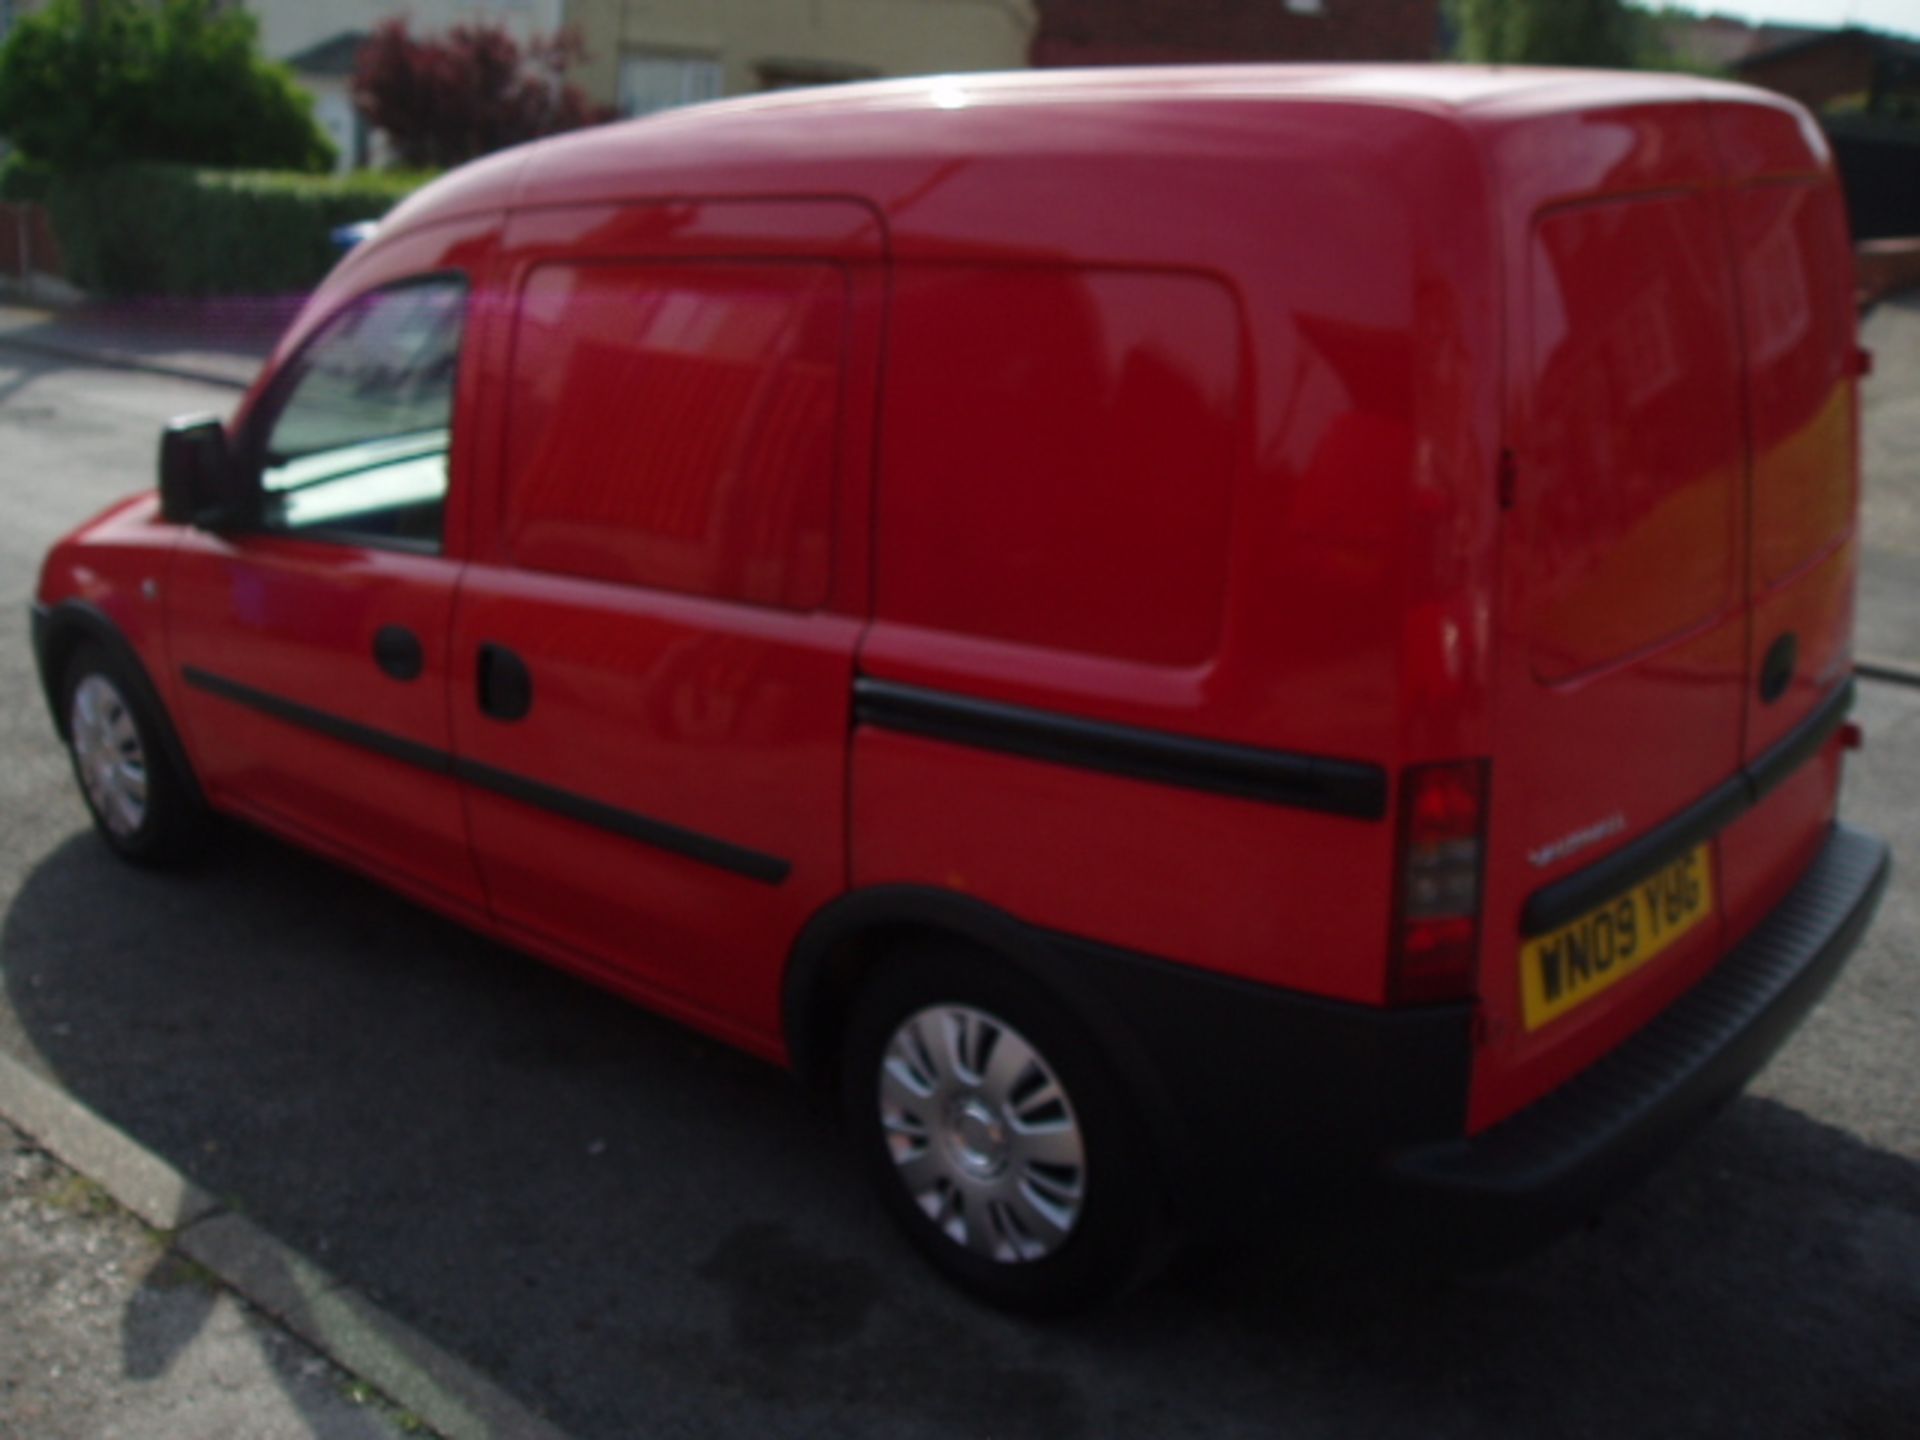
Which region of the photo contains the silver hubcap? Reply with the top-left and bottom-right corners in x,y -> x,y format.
878,1004 -> 1086,1264
70,674 -> 148,839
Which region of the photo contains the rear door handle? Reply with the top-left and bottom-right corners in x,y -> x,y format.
477,643 -> 533,721
372,625 -> 424,681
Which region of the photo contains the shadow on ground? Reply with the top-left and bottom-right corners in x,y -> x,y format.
4,826 -> 1917,1439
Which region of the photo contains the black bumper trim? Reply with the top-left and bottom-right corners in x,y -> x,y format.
1391,822 -> 1888,1220
1522,680 -> 1854,936
1022,928 -> 1475,1224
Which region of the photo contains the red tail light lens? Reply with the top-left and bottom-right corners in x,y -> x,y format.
1391,759 -> 1488,1005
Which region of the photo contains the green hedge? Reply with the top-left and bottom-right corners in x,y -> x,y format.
47,164 -> 430,296
0,152 -> 56,202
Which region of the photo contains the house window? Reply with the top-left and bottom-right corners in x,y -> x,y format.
619,53 -> 725,117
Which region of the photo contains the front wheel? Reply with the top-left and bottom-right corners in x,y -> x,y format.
61,644 -> 208,865
841,947 -> 1168,1313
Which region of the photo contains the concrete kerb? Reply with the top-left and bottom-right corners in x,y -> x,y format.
0,1049 -> 574,1440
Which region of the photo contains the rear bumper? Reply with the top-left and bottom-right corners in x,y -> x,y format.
1385,822 -> 1889,1236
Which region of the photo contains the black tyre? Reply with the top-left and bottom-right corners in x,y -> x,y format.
841,944 -> 1169,1313
61,642 -> 209,865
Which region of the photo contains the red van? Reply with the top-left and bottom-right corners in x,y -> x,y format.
32,66 -> 1891,1310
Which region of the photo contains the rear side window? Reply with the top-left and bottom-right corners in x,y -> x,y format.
877,268 -> 1241,666
502,261 -> 845,610
258,277 -> 466,550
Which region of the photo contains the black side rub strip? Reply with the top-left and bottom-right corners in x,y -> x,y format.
1522,679 -> 1855,936
179,667 -> 790,885
454,759 -> 789,884
853,677 -> 1388,821
183,667 -> 450,774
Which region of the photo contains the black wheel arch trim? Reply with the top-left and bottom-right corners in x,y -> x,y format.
783,885 -> 1116,1087
782,885 -> 1191,1166
782,884 -> 1475,1228
31,599 -> 208,811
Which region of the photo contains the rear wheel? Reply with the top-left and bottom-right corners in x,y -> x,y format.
842,946 -> 1167,1312
62,644 -> 207,865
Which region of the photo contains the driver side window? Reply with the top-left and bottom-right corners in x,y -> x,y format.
258,277 -> 467,550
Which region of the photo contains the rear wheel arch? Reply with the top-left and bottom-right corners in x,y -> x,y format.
780,887 -> 1182,1155
801,894 -> 1182,1309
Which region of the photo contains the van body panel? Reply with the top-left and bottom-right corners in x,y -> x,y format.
851,726 -> 1397,1004
34,69 -> 1883,1274
857,99 -> 1500,757
849,95 -> 1505,1014
874,266 -> 1241,667
439,196 -> 888,1050
445,568 -> 863,1044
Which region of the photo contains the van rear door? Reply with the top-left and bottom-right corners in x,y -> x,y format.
1472,97 -> 1861,1132
1474,109 -> 1752,1129
1712,102 -> 1862,945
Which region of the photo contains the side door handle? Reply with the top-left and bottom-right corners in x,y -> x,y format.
372,625 -> 424,681
477,643 -> 533,721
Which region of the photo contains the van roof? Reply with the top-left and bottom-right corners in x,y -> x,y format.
380,63 -> 1821,235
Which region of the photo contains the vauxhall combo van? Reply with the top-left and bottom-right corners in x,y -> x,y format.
32,66 -> 1891,1310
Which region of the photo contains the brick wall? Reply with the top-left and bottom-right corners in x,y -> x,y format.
1032,0 -> 1442,66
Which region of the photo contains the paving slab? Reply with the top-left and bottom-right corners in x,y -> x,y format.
0,1051 -> 576,1440
0,1113 -> 415,1440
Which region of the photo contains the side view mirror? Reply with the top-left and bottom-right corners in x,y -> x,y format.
158,415 -> 248,528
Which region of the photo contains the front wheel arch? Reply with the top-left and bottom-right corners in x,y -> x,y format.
36,601 -> 206,813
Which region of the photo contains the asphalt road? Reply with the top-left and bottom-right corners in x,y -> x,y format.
1860,293 -> 1920,668
1,342 -> 1916,1440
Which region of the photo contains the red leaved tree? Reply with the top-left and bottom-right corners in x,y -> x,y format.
351,20 -> 612,169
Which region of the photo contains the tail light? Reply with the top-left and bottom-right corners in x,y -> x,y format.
1390,759 -> 1488,1005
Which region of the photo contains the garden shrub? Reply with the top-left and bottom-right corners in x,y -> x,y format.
48,164 -> 427,296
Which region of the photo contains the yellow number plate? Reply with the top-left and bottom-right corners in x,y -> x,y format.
1521,844 -> 1714,1031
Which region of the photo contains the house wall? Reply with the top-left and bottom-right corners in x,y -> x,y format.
246,0 -> 565,65
566,0 -> 1035,115
1030,0 -> 1440,67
